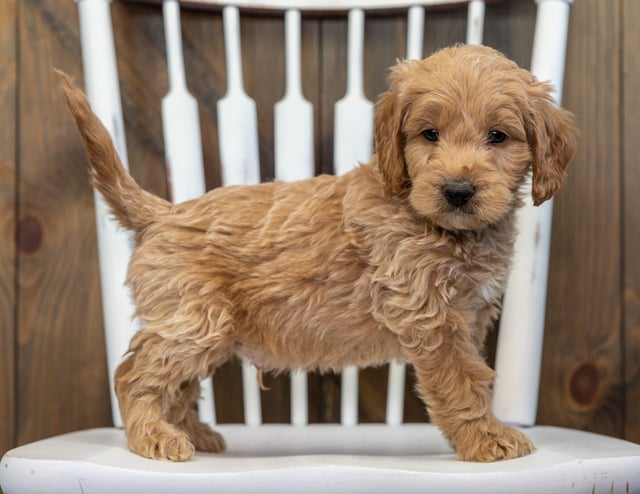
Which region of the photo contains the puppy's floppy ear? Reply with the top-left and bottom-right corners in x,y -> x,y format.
526,80 -> 578,206
375,66 -> 409,196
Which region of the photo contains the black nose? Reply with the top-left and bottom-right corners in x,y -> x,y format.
442,181 -> 476,207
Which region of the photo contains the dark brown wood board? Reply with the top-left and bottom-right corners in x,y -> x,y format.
622,0 -> 640,444
0,0 -> 17,459
538,0 -> 624,437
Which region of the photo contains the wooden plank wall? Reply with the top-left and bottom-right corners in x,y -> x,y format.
622,0 -> 640,445
0,0 -> 16,460
539,1 -> 624,438
1,0 -> 638,455
16,0 -> 112,446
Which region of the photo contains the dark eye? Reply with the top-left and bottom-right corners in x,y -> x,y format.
488,130 -> 507,144
422,129 -> 439,142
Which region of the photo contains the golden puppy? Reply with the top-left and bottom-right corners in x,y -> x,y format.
59,44 -> 577,463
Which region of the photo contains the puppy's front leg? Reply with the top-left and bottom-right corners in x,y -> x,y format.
404,326 -> 534,462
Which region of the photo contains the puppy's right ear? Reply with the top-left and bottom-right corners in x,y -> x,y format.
374,81 -> 407,196
525,79 -> 578,206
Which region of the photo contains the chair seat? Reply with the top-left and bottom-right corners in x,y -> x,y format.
2,424 -> 639,493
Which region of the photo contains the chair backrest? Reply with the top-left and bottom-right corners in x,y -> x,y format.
75,0 -> 572,429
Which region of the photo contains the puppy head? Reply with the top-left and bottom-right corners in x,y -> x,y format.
374,44 -> 577,231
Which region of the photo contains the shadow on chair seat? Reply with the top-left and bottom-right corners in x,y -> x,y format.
2,425 -> 640,493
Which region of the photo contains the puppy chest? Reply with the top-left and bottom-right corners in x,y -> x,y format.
370,239 -> 511,330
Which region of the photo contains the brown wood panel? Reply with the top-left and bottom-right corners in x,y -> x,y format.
484,0 -> 535,68
538,0 -> 624,436
16,0 -> 111,444
0,0 -> 17,457
622,0 -> 640,443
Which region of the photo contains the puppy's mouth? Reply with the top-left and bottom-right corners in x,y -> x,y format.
442,202 -> 478,218
435,205 -> 485,231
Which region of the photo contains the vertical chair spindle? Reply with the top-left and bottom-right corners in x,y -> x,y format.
218,5 -> 263,425
493,0 -> 572,427
162,0 -> 208,203
273,8 -> 313,426
161,0 -> 216,427
406,5 -> 424,61
385,361 -> 406,426
334,8 -> 374,427
76,0 -> 138,429
218,6 -> 261,186
275,9 -> 314,183
333,8 -> 373,176
466,0 -> 485,45
340,366 -> 359,426
290,370 -> 308,426
242,361 -> 262,426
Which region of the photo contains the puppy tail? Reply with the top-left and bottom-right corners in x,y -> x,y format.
56,70 -> 170,231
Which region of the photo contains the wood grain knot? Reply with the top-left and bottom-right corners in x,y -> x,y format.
569,361 -> 600,407
17,214 -> 43,253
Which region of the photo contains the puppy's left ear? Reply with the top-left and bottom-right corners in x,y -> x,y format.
526,80 -> 578,206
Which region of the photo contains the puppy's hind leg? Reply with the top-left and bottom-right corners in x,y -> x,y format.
170,378 -> 226,453
115,328 -> 232,461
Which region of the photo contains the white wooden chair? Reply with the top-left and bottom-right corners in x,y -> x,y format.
2,1 -> 640,493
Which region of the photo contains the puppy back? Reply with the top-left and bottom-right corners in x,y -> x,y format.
57,70 -> 170,231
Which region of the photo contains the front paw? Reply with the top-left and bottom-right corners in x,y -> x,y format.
454,419 -> 534,462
